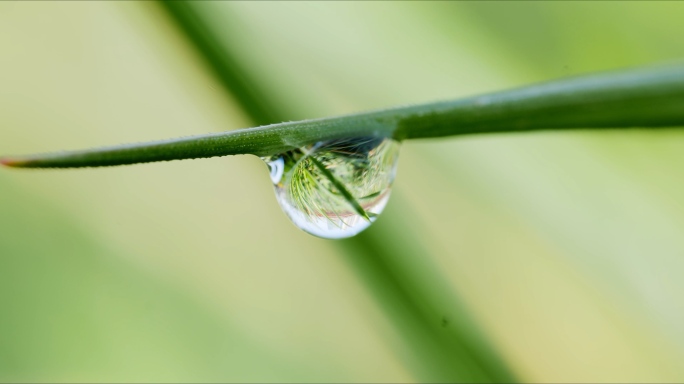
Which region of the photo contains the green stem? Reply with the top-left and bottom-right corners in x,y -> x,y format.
2,63 -> 683,169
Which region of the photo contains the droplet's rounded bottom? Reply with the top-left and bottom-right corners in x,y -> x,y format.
276,188 -> 391,239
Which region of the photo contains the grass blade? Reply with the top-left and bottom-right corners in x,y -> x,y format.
159,2 -> 518,381
2,63 -> 684,169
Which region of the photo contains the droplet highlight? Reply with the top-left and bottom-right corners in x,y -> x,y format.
262,136 -> 400,239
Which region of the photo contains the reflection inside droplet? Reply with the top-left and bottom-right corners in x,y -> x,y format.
262,136 -> 400,239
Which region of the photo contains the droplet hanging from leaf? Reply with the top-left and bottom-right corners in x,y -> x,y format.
262,136 -> 400,239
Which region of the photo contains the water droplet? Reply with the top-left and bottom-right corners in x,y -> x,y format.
262,136 -> 400,239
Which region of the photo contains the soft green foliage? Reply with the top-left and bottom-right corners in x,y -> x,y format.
3,1 -> 684,383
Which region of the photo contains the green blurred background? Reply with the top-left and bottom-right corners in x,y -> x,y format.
2,1 -> 684,382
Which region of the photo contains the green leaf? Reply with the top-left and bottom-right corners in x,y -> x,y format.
2,63 -> 684,169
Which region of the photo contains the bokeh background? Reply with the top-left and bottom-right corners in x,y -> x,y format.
2,1 -> 684,382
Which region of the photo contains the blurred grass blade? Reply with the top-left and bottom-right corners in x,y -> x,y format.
2,63 -> 684,169
159,1 -> 279,125
160,2 -> 517,382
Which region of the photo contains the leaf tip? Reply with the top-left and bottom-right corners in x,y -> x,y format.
0,157 -> 27,168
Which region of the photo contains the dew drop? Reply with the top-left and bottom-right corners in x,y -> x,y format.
262,136 -> 400,239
